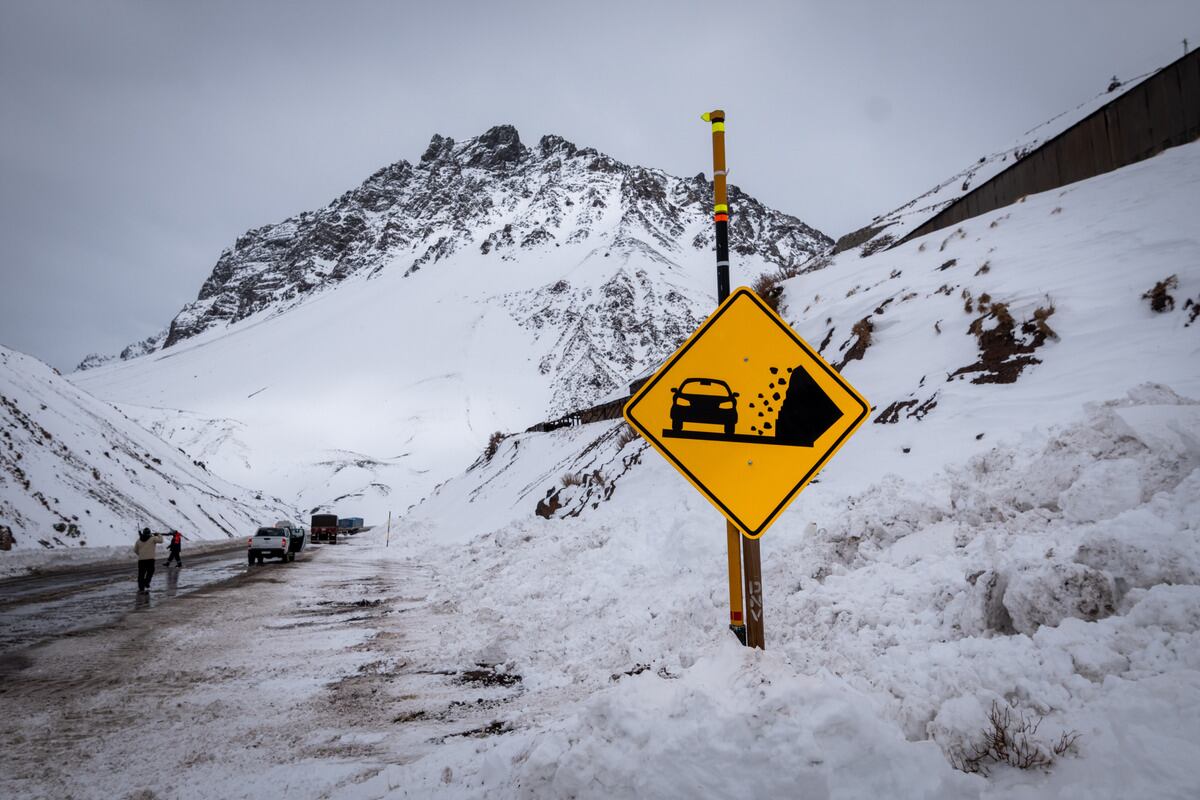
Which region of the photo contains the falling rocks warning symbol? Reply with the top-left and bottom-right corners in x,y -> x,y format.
775,366 -> 844,446
622,286 -> 871,537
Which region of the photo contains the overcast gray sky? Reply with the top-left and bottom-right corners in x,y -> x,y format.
2,0 -> 1197,370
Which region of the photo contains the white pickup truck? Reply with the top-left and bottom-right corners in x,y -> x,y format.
247,525 -> 305,565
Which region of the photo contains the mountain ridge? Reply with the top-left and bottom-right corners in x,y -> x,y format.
78,125 -> 831,371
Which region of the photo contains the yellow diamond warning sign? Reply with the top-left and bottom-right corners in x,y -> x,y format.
623,287 -> 870,538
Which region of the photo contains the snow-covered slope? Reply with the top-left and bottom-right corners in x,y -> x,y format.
73,127 -> 830,520
785,138 -> 1200,494
392,140 -> 1200,796
409,139 -> 1200,543
0,345 -> 293,551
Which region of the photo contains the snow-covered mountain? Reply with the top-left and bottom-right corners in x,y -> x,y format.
0,345 -> 293,551
81,125 -> 827,369
395,138 -> 1200,797
71,126 -> 831,520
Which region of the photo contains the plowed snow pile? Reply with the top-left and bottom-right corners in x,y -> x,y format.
396,384 -> 1200,797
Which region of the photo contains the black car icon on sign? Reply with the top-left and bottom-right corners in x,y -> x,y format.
670,378 -> 739,435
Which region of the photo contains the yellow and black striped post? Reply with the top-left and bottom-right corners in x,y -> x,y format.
701,110 -> 732,300
701,109 -> 750,646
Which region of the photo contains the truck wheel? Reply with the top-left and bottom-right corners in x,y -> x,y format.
248,553 -> 255,566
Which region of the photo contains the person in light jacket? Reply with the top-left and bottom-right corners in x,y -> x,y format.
133,528 -> 163,593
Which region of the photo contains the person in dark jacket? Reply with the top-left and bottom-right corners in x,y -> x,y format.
133,528 -> 163,593
164,530 -> 183,567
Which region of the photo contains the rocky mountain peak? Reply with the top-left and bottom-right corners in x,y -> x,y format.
465,124 -> 526,168
421,133 -> 455,163
84,124 -> 833,373
539,134 -> 578,159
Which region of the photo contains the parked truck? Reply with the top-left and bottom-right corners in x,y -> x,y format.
337,517 -> 365,534
311,513 -> 340,544
248,525 -> 304,564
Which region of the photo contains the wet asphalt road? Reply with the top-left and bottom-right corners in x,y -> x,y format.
0,542 -> 320,653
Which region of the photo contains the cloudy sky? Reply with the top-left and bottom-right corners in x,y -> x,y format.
2,0 -> 1197,370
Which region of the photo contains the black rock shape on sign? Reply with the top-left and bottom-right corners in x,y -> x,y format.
773,366 -> 844,446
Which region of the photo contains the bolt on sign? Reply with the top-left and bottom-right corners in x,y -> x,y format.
624,287 -> 869,538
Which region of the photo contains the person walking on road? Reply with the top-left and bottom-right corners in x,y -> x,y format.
164,530 -> 183,568
134,528 -> 163,593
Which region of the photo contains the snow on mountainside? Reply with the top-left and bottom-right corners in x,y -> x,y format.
393,139 -> 1200,797
80,125 -> 827,374
409,139 -> 1200,543
72,126 -> 830,520
0,346 -> 293,551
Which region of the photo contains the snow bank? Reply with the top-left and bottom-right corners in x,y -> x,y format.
399,385 -> 1200,797
511,646 -> 979,799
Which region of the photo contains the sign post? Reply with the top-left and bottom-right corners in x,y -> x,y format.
701,109 -> 746,645
623,289 -> 869,643
744,541 -> 764,648
624,111 -> 869,650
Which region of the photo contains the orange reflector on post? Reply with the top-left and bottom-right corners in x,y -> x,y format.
714,213 -> 729,222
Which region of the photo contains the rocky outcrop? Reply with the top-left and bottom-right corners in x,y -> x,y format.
75,353 -> 113,371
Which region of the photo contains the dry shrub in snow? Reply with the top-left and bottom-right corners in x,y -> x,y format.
483,430 -> 507,462
751,273 -> 784,313
952,701 -> 1080,775
1142,274 -> 1178,312
860,233 -> 896,257
939,227 -> 966,252
1032,302 -> 1059,340
834,317 -> 874,371
615,424 -> 639,448
950,298 -> 1058,384
560,472 -> 584,487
